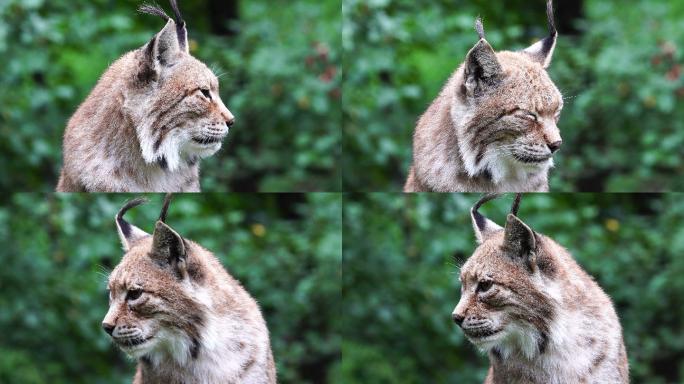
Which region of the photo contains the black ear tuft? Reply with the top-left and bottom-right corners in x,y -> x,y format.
470,194 -> 504,244
463,20 -> 503,98
474,17 -> 486,40
139,3 -> 170,21
546,0 -> 557,37
159,193 -> 173,222
137,1 -> 187,82
115,197 -> 151,250
522,0 -> 558,68
510,193 -> 522,216
169,0 -> 188,52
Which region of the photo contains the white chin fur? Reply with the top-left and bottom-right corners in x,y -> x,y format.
482,323 -> 543,360
184,141 -> 222,159
470,331 -> 506,352
121,337 -> 159,359
145,328 -> 195,367
463,146 -> 553,186
137,125 -> 223,172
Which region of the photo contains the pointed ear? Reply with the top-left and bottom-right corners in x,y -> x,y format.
471,207 -> 503,244
138,19 -> 184,83
169,0 -> 189,53
463,18 -> 504,98
116,198 -> 150,251
155,19 -> 184,66
503,214 -> 537,272
470,194 -> 504,243
151,221 -> 188,280
522,0 -> 557,68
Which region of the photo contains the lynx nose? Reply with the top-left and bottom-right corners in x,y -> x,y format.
547,140 -> 562,153
102,322 -> 115,336
226,118 -> 235,128
452,313 -> 465,327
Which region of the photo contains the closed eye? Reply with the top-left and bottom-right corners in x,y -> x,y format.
517,110 -> 538,122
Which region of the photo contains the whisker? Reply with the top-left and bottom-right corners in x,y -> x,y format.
95,264 -> 112,285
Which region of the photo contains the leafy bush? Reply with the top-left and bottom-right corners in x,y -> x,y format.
0,0 -> 341,192
341,193 -> 684,383
0,193 -> 341,383
343,0 -> 684,191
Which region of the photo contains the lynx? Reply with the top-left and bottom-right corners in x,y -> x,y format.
103,195 -> 276,384
405,0 -> 563,192
57,0 -> 234,192
452,194 -> 628,383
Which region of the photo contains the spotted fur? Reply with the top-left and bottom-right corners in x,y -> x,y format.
452,195 -> 629,383
405,1 -> 563,192
57,1 -> 234,192
103,196 -> 276,384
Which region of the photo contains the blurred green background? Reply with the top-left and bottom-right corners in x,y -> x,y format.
0,193 -> 341,384
342,193 -> 684,383
0,0 -> 341,192
343,0 -> 684,191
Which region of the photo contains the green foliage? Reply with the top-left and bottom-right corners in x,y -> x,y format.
341,193 -> 684,383
343,0 -> 684,191
0,0 -> 341,192
0,193 -> 341,383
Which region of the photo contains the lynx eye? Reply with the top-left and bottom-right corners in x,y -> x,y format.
200,89 -> 212,100
126,288 -> 143,301
519,111 -> 538,122
477,280 -> 493,293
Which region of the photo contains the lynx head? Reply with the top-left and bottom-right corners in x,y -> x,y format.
125,0 -> 234,172
454,0 -> 563,184
103,194 -> 210,364
452,194 -> 560,359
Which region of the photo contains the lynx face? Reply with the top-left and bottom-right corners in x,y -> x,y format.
455,14 -> 564,185
102,197 -> 208,363
453,233 -> 554,359
124,14 -> 235,172
405,1 -> 564,192
457,53 -> 564,182
103,237 -> 206,360
453,195 -> 557,359
103,235 -> 207,361
103,196 -> 277,383
452,194 -> 629,382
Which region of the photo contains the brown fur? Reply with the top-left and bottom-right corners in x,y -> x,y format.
57,3 -> 234,192
405,2 -> 563,192
453,196 -> 628,383
104,197 -> 276,383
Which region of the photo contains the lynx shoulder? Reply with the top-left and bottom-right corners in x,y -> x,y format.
103,195 -> 276,384
405,0 -> 563,192
57,0 -> 234,192
452,194 -> 628,384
